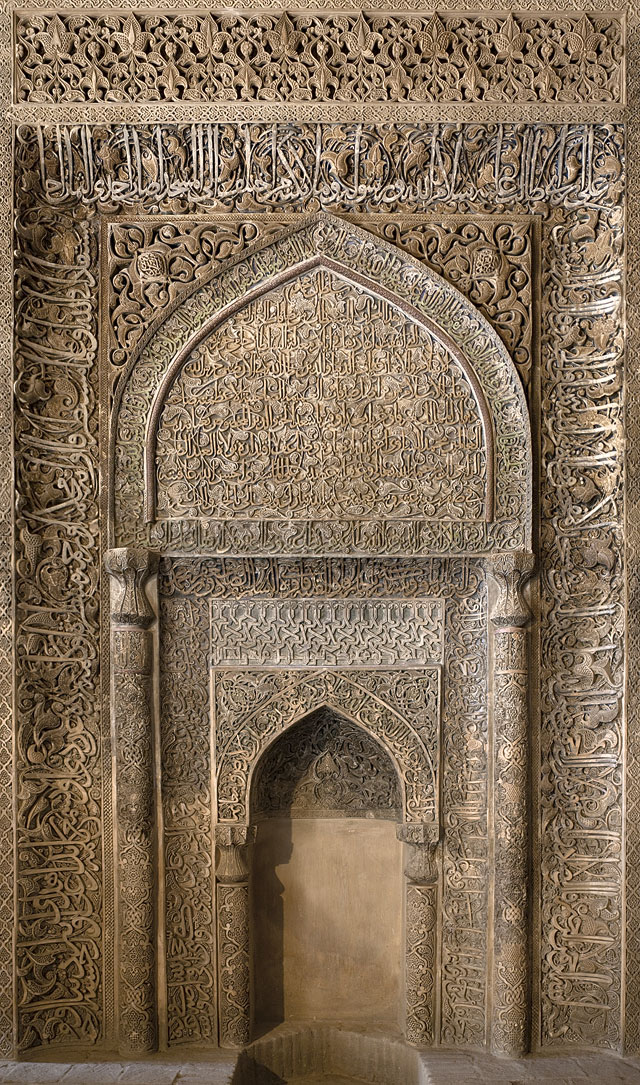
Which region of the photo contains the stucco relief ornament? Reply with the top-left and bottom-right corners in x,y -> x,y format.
489,550 -> 534,1057
104,547 -> 160,1054
490,551 -> 535,629
105,547 -> 159,627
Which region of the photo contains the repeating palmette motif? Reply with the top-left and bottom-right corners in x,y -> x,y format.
14,12 -> 623,105
12,112 -> 625,1055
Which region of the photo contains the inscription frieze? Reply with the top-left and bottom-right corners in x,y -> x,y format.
210,597 -> 443,668
22,122 -> 622,211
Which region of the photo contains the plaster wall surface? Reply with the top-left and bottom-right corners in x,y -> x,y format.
252,818 -> 404,1033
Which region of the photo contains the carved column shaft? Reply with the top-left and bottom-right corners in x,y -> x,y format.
489,552 -> 534,1057
215,824 -> 256,1047
105,547 -> 159,1055
397,823 -> 439,1046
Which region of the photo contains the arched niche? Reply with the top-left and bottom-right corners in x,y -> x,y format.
250,707 -> 404,1034
212,680 -> 439,1048
212,669 -> 440,827
110,213 -> 532,556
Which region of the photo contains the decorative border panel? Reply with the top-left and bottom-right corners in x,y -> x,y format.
13,11 -> 624,105
14,190 -> 103,1050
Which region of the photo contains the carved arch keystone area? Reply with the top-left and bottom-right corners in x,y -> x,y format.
212,668 -> 440,826
111,213 -> 531,556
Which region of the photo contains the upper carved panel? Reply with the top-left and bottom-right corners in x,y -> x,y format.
14,12 -> 624,105
156,266 -> 489,525
106,215 -> 535,397
113,214 -> 532,556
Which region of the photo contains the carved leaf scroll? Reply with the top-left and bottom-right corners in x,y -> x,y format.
15,12 -> 623,105
252,707 -> 402,819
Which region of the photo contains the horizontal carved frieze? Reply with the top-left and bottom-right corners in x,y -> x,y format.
209,597 -> 444,667
14,11 -> 624,105
142,515 -> 525,555
21,122 -> 623,210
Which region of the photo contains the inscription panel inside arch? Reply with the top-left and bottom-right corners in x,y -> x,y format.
155,265 -> 488,525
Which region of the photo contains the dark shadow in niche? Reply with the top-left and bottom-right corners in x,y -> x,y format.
249,706 -> 403,1039
231,1050 -> 287,1084
251,815 -> 292,1036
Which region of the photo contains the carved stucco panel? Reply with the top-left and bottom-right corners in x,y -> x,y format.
209,598 -> 443,668
159,590 -> 216,1044
14,12 -> 624,106
11,118 -> 624,1053
112,212 -> 531,556
155,267 -> 490,526
14,201 -> 103,1050
106,214 -> 535,396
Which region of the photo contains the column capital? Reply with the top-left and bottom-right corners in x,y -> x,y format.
104,547 -> 159,628
488,550 -> 535,629
215,824 -> 256,884
397,822 -> 439,884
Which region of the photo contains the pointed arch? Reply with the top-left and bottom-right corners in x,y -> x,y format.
111,213 -> 532,556
212,669 -> 440,826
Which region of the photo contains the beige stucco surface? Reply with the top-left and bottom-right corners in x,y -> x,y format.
252,818 -> 403,1032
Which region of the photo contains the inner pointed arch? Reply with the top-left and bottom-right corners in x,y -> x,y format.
250,705 -> 403,822
144,253 -> 495,524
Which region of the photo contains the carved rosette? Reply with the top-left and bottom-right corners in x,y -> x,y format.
215,825 -> 256,1047
489,552 -> 534,1057
397,823 -> 439,1046
104,548 -> 159,1055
